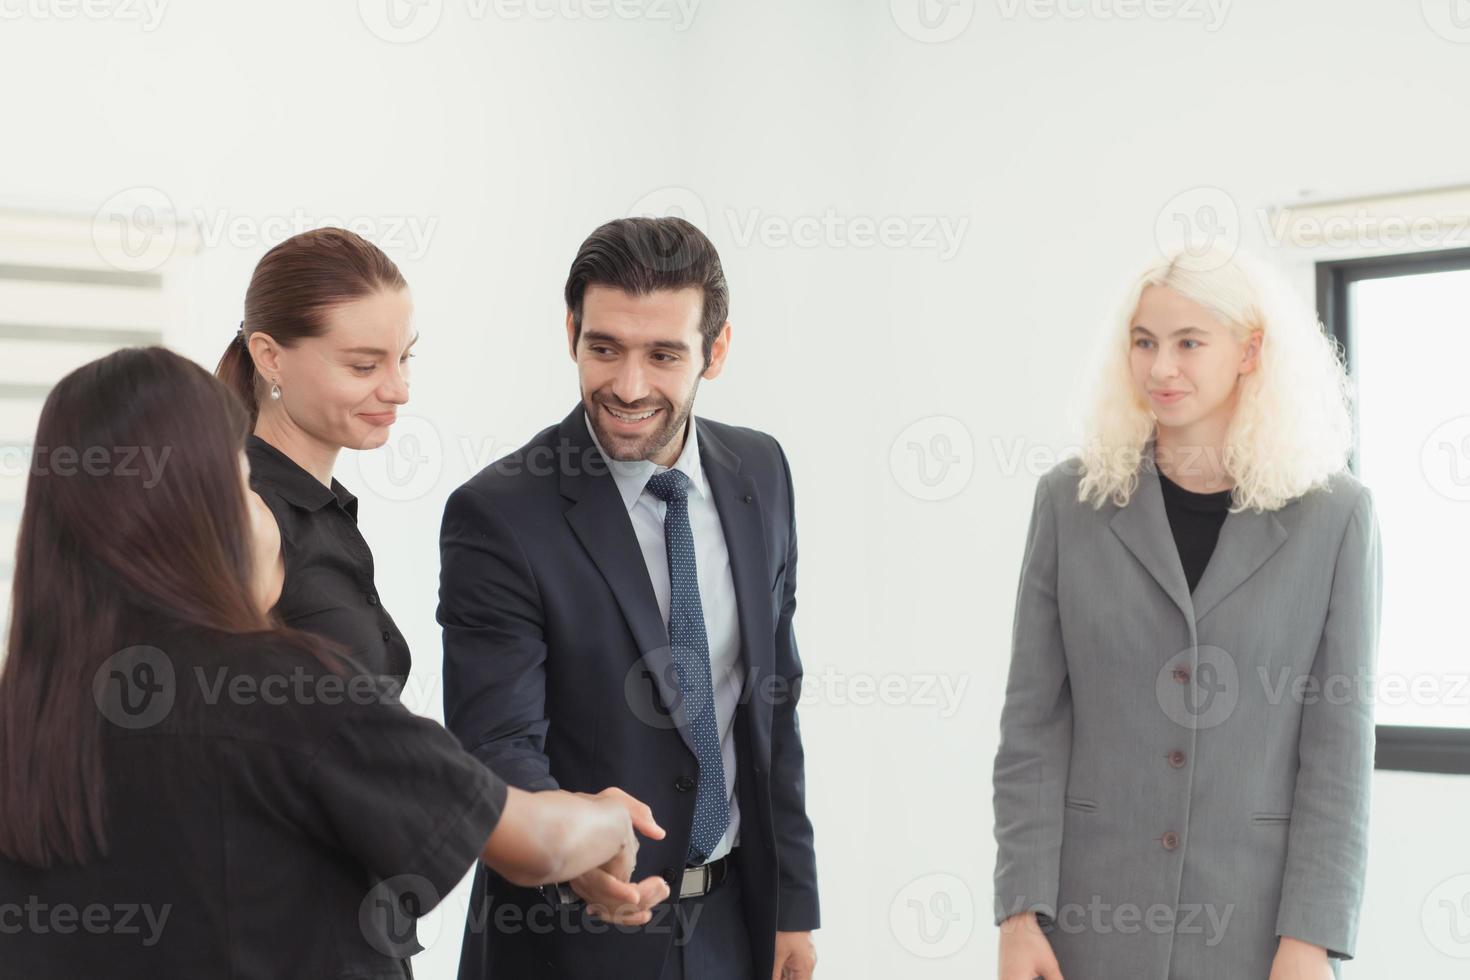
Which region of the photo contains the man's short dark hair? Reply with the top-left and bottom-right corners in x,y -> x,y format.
564,217 -> 729,366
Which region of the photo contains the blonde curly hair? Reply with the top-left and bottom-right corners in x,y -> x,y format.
1077,246 -> 1355,513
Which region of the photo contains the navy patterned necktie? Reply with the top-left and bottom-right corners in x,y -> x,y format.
644,467 -> 730,865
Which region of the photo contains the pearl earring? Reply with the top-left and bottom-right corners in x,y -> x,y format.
270,380 -> 281,401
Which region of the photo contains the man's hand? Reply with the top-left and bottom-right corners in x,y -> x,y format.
773,930 -> 816,979
1268,936 -> 1333,980
569,867 -> 669,925
998,911 -> 1063,980
569,788 -> 669,925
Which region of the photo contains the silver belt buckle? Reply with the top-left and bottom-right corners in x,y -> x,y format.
679,863 -> 711,899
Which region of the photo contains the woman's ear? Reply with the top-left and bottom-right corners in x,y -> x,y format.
247,332 -> 282,379
1240,329 -> 1263,375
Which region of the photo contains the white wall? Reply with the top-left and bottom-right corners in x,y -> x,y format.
4,0 -> 1469,974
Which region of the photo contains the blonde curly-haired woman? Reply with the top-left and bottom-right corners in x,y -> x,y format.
993,247 -> 1381,980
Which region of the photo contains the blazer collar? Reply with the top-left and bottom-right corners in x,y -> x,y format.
1108,438 -> 1288,626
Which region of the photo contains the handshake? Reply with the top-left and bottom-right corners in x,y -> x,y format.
488,785 -> 674,925
566,788 -> 673,925
564,787 -> 673,928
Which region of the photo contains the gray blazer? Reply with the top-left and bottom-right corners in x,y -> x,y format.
992,445 -> 1381,979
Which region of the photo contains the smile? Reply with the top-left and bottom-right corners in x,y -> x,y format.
605,406 -> 658,423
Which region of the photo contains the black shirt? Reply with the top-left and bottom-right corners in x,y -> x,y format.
247,435 -> 411,681
0,619 -> 506,980
1158,469 -> 1234,593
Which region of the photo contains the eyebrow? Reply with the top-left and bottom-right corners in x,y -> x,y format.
341,334 -> 420,357
1131,325 -> 1208,338
582,330 -> 691,353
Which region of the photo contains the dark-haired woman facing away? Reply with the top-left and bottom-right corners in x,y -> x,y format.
0,347 -> 667,979
215,226 -> 418,682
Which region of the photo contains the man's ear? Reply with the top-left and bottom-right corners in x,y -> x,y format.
565,310 -> 579,362
702,322 -> 733,381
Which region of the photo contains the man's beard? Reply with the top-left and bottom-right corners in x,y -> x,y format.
585,383 -> 697,463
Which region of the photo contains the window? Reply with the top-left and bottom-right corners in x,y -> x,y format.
1317,246 -> 1470,774
0,206 -> 182,650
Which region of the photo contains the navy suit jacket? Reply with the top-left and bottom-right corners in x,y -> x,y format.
439,403 -> 819,980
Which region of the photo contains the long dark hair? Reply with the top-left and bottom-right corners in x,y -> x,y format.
0,347 -> 329,868
216,227 -> 408,423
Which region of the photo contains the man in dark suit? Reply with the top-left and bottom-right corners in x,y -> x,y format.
439,217 -> 819,980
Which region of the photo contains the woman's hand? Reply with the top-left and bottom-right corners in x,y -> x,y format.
1268,936 -> 1333,980
998,911 -> 1064,980
480,785 -> 665,903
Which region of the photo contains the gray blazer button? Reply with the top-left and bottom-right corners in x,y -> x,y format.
1168,750 -> 1187,768
1162,831 -> 1180,850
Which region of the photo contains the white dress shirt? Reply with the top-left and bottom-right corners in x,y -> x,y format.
585,413 -> 744,863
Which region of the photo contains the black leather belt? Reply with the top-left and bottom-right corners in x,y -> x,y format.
540,849 -> 738,906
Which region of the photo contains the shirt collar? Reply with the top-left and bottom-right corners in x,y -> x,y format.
584,410 -> 706,513
245,434 -> 358,517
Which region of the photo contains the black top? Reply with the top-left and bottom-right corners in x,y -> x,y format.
247,435 -> 411,680
1158,469 -> 1234,593
0,618 -> 506,979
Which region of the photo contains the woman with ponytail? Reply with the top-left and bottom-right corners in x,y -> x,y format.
217,227 -> 417,681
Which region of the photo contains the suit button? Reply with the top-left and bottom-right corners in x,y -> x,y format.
674,776 -> 696,792
1172,667 -> 1190,684
366,593 -> 378,606
1161,831 -> 1180,851
382,630 -> 392,642
1168,750 -> 1186,768
661,868 -> 678,885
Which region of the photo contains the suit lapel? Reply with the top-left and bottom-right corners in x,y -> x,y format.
1109,446 -> 1196,627
1190,504 -> 1288,622
1108,438 -> 1290,628
557,405 -> 698,757
697,421 -> 775,698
